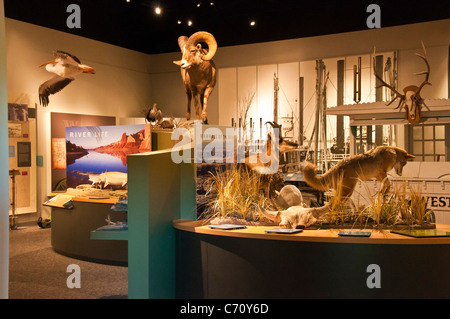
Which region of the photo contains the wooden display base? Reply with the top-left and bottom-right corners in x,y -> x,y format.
174,220 -> 450,298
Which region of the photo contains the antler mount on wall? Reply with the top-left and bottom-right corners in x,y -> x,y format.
373,42 -> 431,124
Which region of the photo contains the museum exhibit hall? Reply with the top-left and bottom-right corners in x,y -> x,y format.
1,0 -> 450,305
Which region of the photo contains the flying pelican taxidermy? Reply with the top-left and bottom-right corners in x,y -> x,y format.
38,50 -> 95,106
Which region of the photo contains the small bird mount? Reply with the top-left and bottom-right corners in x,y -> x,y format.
144,103 -> 162,124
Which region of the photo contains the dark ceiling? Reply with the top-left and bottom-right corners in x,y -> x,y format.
4,0 -> 449,55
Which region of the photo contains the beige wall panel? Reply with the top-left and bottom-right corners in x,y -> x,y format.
278,62 -> 299,141
237,66 -> 257,129
323,57 -> 340,148
150,71 -> 185,118
217,67 -> 237,127
299,60 -> 317,147
256,64 -> 277,131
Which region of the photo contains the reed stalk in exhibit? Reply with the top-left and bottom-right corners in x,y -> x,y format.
202,162 -> 434,229
342,178 -> 433,229
202,164 -> 274,221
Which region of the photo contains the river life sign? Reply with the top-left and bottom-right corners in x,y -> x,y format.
65,124 -> 150,189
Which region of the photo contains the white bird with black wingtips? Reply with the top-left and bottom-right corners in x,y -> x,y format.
38,50 -> 95,106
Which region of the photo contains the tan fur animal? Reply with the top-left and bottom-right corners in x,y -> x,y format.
303,146 -> 415,198
244,129 -> 298,197
258,146 -> 415,229
173,32 -> 217,124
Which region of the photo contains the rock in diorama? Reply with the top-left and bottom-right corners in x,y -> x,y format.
273,184 -> 304,210
173,31 -> 217,124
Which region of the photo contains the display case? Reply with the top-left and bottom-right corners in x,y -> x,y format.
174,220 -> 450,298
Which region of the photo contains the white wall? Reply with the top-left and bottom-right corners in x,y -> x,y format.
5,19 -> 155,219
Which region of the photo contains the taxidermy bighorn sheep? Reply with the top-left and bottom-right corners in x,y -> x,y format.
258,146 -> 414,229
173,31 -> 217,124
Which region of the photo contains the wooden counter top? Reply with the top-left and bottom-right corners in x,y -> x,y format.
49,193 -> 119,204
173,219 -> 450,245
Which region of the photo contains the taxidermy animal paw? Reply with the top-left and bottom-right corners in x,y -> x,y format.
257,205 -> 317,229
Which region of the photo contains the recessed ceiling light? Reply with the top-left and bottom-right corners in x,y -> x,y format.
210,2 -> 214,5
188,20 -> 193,26
250,20 -> 256,26
177,20 -> 182,24
155,7 -> 162,14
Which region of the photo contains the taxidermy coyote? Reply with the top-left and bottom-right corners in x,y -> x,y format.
258,146 -> 414,229
302,146 -> 415,198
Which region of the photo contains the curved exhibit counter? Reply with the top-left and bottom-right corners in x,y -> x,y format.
174,220 -> 450,299
51,196 -> 128,265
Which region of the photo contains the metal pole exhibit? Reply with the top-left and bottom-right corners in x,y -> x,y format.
299,77 -> 304,146
314,60 -> 323,165
273,73 -> 278,124
0,0 -> 9,299
336,60 -> 344,151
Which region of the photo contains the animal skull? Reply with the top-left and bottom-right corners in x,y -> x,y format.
258,205 -> 318,229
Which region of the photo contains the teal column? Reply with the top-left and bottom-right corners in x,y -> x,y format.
0,0 -> 9,299
127,148 -> 196,299
179,161 -> 196,220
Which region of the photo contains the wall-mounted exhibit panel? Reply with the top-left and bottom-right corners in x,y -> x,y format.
8,93 -> 37,217
174,220 -> 450,299
50,112 -> 116,191
217,67 -> 237,127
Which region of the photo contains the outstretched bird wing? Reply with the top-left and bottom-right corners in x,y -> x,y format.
38,75 -> 74,107
54,50 -> 81,64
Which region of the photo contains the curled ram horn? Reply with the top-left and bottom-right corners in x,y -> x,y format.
186,31 -> 217,61
177,36 -> 189,50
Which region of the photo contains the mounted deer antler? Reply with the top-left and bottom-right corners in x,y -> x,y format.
373,41 -> 431,124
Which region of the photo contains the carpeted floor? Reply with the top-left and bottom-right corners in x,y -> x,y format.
9,225 -> 128,299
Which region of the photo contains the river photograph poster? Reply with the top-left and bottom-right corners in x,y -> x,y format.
65,124 -> 151,189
